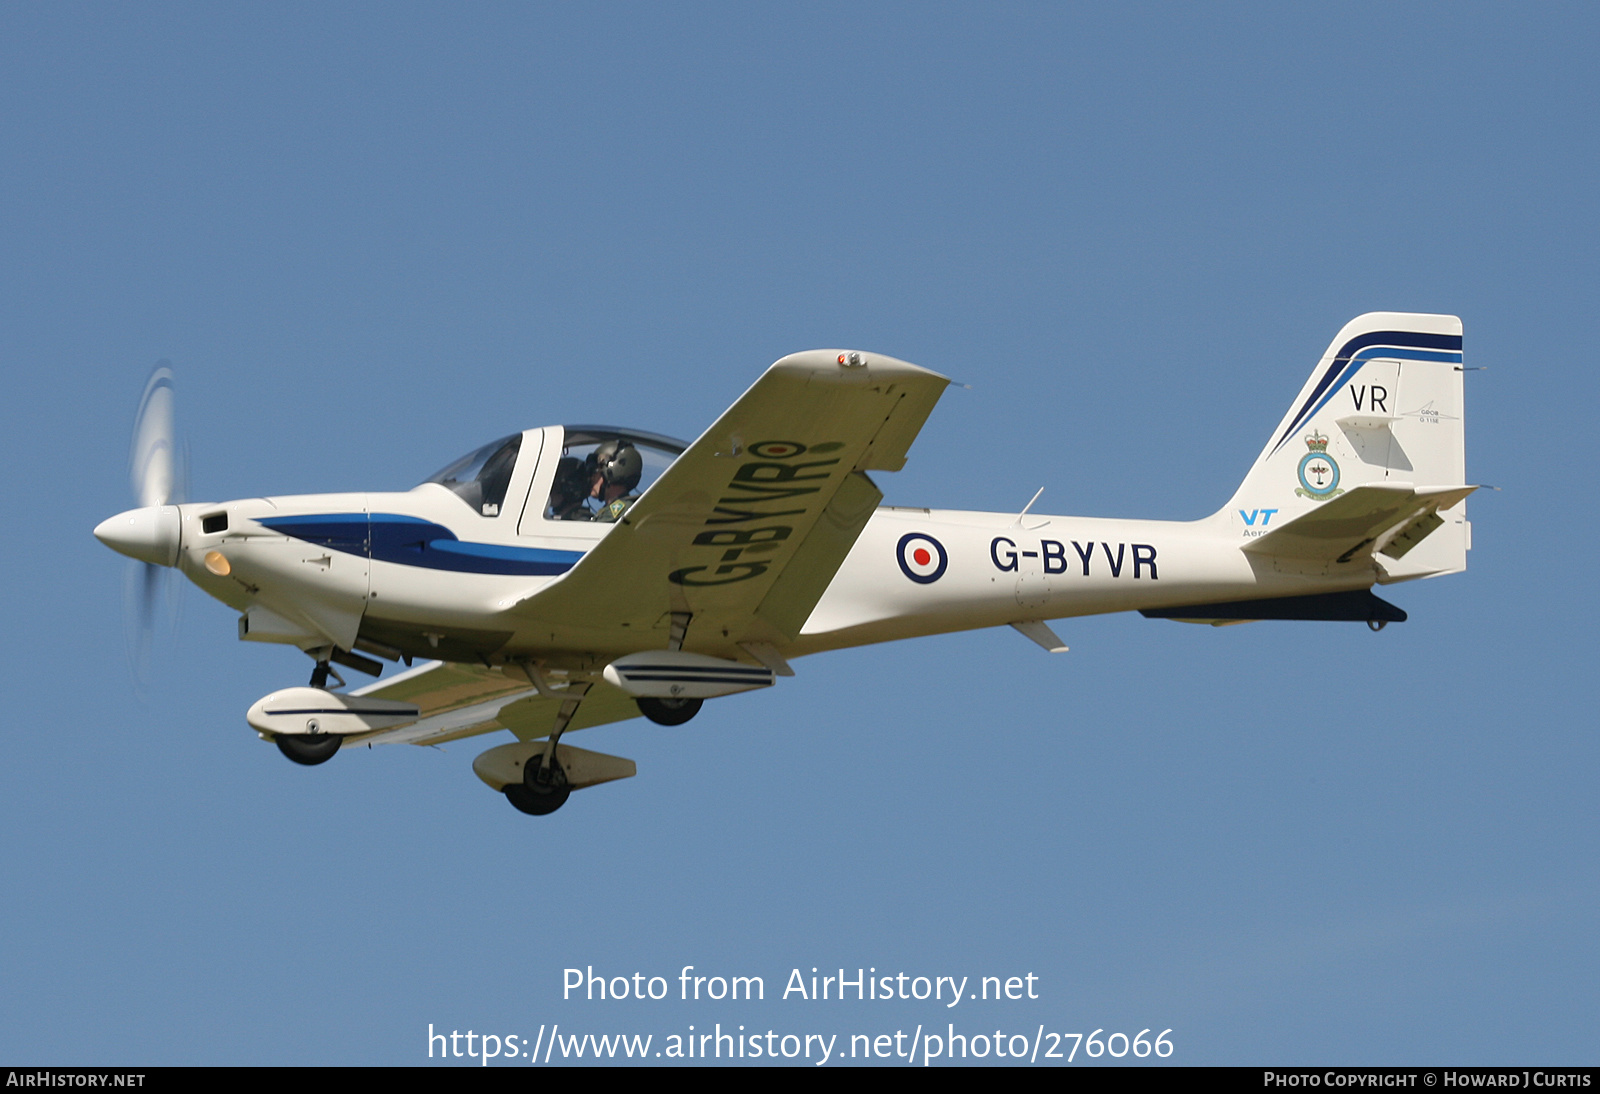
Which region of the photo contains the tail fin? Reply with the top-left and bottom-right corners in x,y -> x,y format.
1224,313 -> 1470,581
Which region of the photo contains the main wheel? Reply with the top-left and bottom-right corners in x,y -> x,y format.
504,783 -> 569,815
275,734 -> 343,766
507,754 -> 570,815
637,696 -> 703,726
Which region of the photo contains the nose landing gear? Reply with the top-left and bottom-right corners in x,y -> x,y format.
274,733 -> 343,766
636,696 -> 703,725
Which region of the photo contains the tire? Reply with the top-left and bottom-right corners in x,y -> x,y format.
504,782 -> 568,815
274,734 -> 343,766
509,753 -> 570,815
637,696 -> 703,726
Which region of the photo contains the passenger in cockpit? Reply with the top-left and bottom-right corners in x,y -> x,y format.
587,440 -> 643,523
547,456 -> 592,520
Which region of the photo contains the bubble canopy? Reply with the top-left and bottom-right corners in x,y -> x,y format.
423,433 -> 522,516
544,426 -> 688,522
421,426 -> 688,518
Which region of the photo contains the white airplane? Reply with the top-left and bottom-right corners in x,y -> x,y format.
95,313 -> 1474,815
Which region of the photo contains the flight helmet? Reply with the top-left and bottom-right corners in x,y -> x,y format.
590,440 -> 643,491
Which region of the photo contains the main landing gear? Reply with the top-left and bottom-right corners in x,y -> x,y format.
502,677 -> 591,816
505,754 -> 570,815
504,616 -> 705,815
636,696 -> 702,726
632,612 -> 706,726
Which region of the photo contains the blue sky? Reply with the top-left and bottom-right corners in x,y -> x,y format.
2,3 -> 1595,1065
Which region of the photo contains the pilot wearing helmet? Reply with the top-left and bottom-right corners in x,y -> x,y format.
586,440 -> 643,522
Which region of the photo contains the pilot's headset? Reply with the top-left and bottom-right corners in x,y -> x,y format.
592,440 -> 643,491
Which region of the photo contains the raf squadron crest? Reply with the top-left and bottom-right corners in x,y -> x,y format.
1295,431 -> 1343,500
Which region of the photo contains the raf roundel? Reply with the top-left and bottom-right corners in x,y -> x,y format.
896,532 -> 948,584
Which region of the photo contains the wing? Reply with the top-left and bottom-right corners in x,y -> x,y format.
347,660 -> 643,746
512,350 -> 949,655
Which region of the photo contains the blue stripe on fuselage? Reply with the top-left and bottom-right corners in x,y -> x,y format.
259,513 -> 584,576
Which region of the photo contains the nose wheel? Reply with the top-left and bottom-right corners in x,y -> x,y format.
275,734 -> 343,766
637,696 -> 702,725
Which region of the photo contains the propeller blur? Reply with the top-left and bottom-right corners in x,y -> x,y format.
107,364 -> 185,688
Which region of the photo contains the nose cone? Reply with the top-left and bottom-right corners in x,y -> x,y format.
94,506 -> 181,567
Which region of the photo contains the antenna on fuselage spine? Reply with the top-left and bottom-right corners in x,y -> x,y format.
1014,486 -> 1045,525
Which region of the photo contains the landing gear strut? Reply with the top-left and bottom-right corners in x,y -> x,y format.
305,649 -> 344,690
503,674 -> 591,816
637,696 -> 703,726
633,614 -> 704,725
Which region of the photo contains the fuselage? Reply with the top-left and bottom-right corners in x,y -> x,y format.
130,422 -> 1355,671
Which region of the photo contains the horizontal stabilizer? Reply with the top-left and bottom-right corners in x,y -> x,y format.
1141,589 -> 1407,625
1242,484 -> 1475,565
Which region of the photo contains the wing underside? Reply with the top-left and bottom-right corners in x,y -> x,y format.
346,660 -> 642,746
